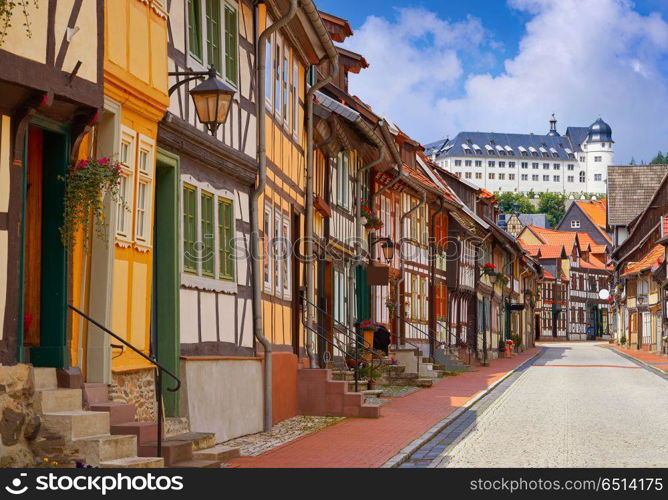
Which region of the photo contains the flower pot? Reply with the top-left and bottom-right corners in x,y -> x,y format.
362,328 -> 375,358
346,357 -> 364,369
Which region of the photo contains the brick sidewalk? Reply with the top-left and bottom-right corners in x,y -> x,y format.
607,345 -> 668,374
228,348 -> 541,468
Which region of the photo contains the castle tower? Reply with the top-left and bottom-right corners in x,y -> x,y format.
583,118 -> 614,194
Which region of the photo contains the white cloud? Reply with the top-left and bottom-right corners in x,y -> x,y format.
344,0 -> 668,163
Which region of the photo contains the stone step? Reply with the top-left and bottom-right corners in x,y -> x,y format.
73,434 -> 137,466
111,422 -> 158,445
343,392 -> 363,407
35,388 -> 83,414
89,402 -> 136,425
42,411 -> 110,440
100,456 -> 164,468
362,389 -> 383,398
192,445 -> 240,462
168,432 -> 215,451
346,380 -> 369,392
139,440 -> 193,467
359,404 -> 382,418
32,367 -> 58,391
170,459 -> 220,468
83,383 -> 109,406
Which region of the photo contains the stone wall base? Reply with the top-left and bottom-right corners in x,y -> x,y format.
109,368 -> 156,422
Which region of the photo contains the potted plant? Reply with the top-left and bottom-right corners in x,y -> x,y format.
482,262 -> 497,276
620,335 -> 627,347
510,334 -> 522,353
345,346 -> 365,369
60,157 -> 125,249
361,205 -> 384,231
504,339 -> 515,357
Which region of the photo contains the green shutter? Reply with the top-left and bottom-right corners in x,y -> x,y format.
188,0 -> 203,61
183,185 -> 198,273
224,4 -> 238,86
201,192 -> 215,276
219,199 -> 234,280
206,0 -> 222,73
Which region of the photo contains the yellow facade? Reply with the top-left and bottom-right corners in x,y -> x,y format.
259,6 -> 308,350
69,0 -> 168,372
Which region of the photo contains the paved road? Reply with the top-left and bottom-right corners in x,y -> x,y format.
425,343 -> 668,468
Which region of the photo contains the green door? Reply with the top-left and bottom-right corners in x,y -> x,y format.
24,119 -> 70,368
152,150 -> 181,416
356,266 -> 371,323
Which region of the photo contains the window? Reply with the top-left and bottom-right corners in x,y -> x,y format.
532,162 -> 538,169
218,198 -> 234,280
568,176 -> 574,182
274,37 -> 281,114
474,160 -> 482,167
264,17 -> 273,106
571,220 -> 581,229
521,174 -> 528,181
136,182 -> 148,241
464,160 -> 472,167
488,161 -> 495,167
205,0 -> 222,73
282,42 -> 289,122
543,175 -> 549,181
521,162 -> 528,169
509,161 -> 515,168
553,175 -> 560,182
200,191 -> 215,277
454,159 -> 462,167
489,173 -> 495,179
499,173 -> 505,180
134,135 -> 154,243
580,156 -> 585,162
465,172 -> 472,179
183,185 -> 198,273
543,163 -> 549,170
189,0 -> 239,85
594,156 -> 602,162
333,270 -> 347,323
532,174 -> 539,181
475,172 -> 482,179
223,3 -> 238,86
336,151 -> 350,209
567,164 -> 575,171
499,161 -> 505,168
116,127 -> 136,239
594,174 -> 602,181
553,163 -> 560,170
509,174 -> 515,180
263,205 -> 272,290
188,0 -> 203,60
579,172 -> 586,182
292,60 -> 298,136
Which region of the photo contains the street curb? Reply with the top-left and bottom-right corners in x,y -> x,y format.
380,348 -> 545,468
606,346 -> 668,379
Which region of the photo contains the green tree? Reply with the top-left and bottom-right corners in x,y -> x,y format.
496,192 -> 535,215
538,192 -> 567,228
650,151 -> 666,165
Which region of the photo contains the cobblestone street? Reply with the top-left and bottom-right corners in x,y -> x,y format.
420,343 -> 668,468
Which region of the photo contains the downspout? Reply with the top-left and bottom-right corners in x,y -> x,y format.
251,0 -> 298,432
428,198 -> 446,359
304,1 -> 339,369
396,189 -> 427,349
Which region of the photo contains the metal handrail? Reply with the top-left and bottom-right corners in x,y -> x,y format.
68,304 -> 180,458
302,297 -> 384,391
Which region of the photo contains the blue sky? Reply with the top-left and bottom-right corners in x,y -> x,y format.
315,0 -> 668,164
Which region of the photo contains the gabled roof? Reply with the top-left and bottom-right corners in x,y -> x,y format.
527,226 -> 580,250
622,244 -> 665,277
518,213 -> 549,229
519,241 -> 567,259
607,165 -> 668,228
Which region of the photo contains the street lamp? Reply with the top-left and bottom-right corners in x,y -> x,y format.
168,65 -> 236,135
371,236 -> 395,263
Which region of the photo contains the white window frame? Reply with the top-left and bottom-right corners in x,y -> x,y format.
134,134 -> 155,246
116,126 -> 136,242
263,204 -> 273,293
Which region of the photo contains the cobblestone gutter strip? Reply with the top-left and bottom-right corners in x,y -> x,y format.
606,346 -> 668,380
222,416 -> 345,457
381,348 -> 545,469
